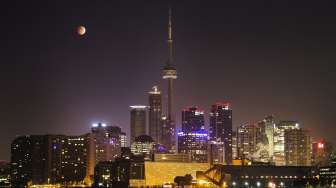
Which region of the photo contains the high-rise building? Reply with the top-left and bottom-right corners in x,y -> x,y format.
274,121 -> 300,166
130,106 -> 147,143
182,107 -> 205,132
11,135 -> 90,187
209,102 -> 232,164
162,9 -> 177,152
237,123 -> 262,161
177,131 -> 208,162
284,128 -> 312,166
178,106 -> 208,162
148,86 -> 162,144
257,115 -> 276,162
11,135 -> 48,187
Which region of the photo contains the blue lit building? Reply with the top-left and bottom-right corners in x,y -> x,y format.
178,106 -> 208,162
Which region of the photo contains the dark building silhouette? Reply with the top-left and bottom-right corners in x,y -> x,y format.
130,106 -> 147,143
11,135 -> 49,187
209,102 -> 233,164
93,159 -> 130,188
11,134 -> 90,187
148,86 -> 163,144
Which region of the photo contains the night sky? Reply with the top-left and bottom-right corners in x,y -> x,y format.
1,0 -> 336,160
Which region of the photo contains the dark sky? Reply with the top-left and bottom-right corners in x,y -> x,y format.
1,0 -> 336,160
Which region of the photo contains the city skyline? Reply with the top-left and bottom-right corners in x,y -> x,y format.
1,0 -> 336,161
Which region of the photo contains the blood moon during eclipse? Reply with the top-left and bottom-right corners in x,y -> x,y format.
77,26 -> 86,36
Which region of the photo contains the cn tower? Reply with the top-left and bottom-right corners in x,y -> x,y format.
162,9 -> 177,149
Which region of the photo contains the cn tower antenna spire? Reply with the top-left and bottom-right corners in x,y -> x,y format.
167,7 -> 173,66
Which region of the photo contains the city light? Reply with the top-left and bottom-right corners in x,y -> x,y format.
318,142 -> 325,149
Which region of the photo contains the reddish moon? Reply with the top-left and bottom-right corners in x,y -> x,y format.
77,26 -> 86,36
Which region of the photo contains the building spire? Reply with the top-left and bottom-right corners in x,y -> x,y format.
167,8 -> 173,66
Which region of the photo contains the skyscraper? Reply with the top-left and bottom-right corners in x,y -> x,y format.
178,106 -> 208,162
130,106 -> 147,143
162,9 -> 177,152
11,135 -> 90,187
258,115 -> 276,162
209,102 -> 232,164
274,120 -> 300,166
148,86 -> 162,143
284,128 -> 312,166
182,106 -> 205,132
237,123 -> 261,161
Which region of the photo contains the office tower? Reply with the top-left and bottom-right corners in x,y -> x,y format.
130,106 -> 147,143
162,9 -> 177,152
182,106 -> 205,132
131,135 -> 155,161
209,102 -> 232,164
178,106 -> 208,162
257,115 -> 276,162
285,128 -> 312,166
148,86 -> 162,143
237,123 -> 262,161
177,131 -> 208,162
274,121 -> 300,166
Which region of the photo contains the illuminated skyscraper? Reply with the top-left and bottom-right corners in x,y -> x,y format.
284,128 -> 312,166
148,86 -> 162,143
130,106 -> 147,143
237,123 -> 261,161
182,107 -> 205,132
209,102 -> 232,164
162,9 -> 177,152
273,121 -> 300,166
178,107 -> 208,162
257,115 -> 276,162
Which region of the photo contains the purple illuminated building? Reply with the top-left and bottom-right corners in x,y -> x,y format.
178,107 -> 208,162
